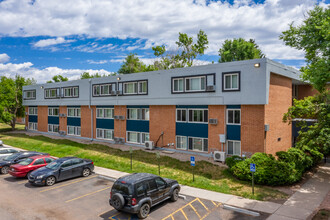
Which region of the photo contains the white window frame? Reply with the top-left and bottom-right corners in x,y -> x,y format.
227,140 -> 241,156
185,76 -> 206,92
25,90 -> 36,99
96,108 -> 114,119
126,131 -> 150,144
224,73 -> 239,91
67,126 -> 81,136
28,107 -> 38,115
173,78 -> 184,93
63,87 -> 79,98
100,84 -> 112,96
48,107 -> 59,116
93,85 -> 100,96
67,108 -> 81,117
28,122 -> 38,131
176,109 -> 187,122
176,136 -> 187,150
48,124 -> 59,133
188,137 -> 208,152
127,108 -> 149,120
96,128 -> 114,140
123,82 -> 138,95
188,109 -> 208,123
226,109 -> 241,125
45,88 -> 58,98
138,81 -> 147,94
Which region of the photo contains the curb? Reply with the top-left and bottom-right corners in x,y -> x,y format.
223,204 -> 260,216
98,175 -> 117,182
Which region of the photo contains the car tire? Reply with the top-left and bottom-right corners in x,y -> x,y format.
82,168 -> 91,177
45,176 -> 56,186
112,193 -> 125,210
171,188 -> 179,202
137,203 -> 150,219
1,166 -> 9,174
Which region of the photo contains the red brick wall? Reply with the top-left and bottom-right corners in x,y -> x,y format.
208,105 -> 225,152
298,85 -> 319,100
25,106 -> 28,128
114,106 -> 127,141
241,105 -> 265,156
37,106 -> 48,132
81,106 -> 92,138
92,106 -> 96,139
265,73 -> 292,155
59,106 -> 67,133
149,105 -> 176,148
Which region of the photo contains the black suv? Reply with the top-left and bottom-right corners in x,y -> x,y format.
109,173 -> 180,219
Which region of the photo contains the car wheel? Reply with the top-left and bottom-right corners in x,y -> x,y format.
112,193 -> 124,210
171,188 -> 179,202
137,203 -> 150,219
45,176 -> 56,186
82,168 -> 91,177
1,166 -> 9,174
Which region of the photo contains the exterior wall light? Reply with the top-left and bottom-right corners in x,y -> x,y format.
117,77 -> 121,81
40,86 -> 44,89
254,63 -> 260,68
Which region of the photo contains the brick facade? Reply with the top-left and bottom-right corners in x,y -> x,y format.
149,105 -> 176,148
114,105 -> 127,141
25,106 -> 28,128
81,106 -> 92,138
265,73 -> 292,155
59,106 -> 67,133
37,106 -> 48,132
208,105 -> 225,152
297,85 -> 319,100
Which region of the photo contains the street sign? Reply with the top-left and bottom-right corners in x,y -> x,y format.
250,163 -> 256,172
190,156 -> 195,166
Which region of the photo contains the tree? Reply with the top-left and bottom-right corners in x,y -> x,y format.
80,72 -> 102,79
118,53 -> 147,74
218,38 -> 265,63
279,5 -> 329,93
0,75 -> 35,130
47,75 -> 68,83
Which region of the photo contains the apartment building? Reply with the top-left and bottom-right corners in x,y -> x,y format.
22,58 -> 316,157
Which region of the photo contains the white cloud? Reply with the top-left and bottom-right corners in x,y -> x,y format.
33,37 -> 75,48
0,53 -> 10,63
0,62 -> 114,83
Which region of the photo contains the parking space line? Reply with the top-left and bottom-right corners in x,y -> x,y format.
40,175 -> 96,193
65,186 -> 112,203
18,181 -> 28,184
161,198 -> 198,220
211,200 -> 217,206
180,209 -> 188,220
197,198 -> 209,211
108,212 -> 132,220
189,203 -> 201,218
200,202 -> 222,220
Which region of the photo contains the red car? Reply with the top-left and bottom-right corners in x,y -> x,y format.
9,155 -> 56,178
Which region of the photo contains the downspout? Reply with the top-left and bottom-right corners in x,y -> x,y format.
89,79 -> 94,141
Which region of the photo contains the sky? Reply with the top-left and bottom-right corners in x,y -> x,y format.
0,0 -> 328,83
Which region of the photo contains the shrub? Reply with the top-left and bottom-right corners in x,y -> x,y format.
225,155 -> 243,169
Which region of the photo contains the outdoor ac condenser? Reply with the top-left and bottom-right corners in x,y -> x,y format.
145,141 -> 155,150
213,151 -> 226,162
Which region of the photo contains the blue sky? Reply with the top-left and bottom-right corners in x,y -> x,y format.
0,0 -> 328,83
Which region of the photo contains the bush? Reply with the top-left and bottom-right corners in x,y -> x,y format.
225,155 -> 243,169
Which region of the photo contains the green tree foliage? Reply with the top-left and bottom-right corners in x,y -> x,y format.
118,53 -> 147,74
0,75 -> 35,130
80,72 -> 102,79
218,38 -> 265,62
280,6 -> 330,93
47,75 -> 69,83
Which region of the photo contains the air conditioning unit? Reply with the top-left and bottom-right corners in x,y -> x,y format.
145,141 -> 155,150
213,151 -> 226,162
59,131 -> 66,135
111,90 -> 116,95
209,118 -> 218,124
114,116 -> 120,120
116,90 -> 123,95
119,138 -> 125,143
119,115 -> 125,120
206,85 -> 216,91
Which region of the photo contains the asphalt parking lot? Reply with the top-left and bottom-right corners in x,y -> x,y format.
0,173 -> 269,220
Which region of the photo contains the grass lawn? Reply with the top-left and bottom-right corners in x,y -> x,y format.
0,123 -> 288,201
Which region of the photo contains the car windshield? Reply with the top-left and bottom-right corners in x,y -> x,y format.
3,154 -> 18,161
18,158 -> 34,166
112,182 -> 132,195
45,161 -> 61,170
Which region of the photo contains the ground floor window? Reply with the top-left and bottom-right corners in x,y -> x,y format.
227,140 -> 241,156
28,122 -> 37,131
96,128 -> 114,140
176,136 -> 187,150
176,136 -> 208,152
67,126 -> 81,136
127,131 -> 149,144
48,124 -> 59,133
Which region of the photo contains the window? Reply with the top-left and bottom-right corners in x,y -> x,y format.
188,109 -> 208,123
96,128 -> 114,140
67,108 -> 81,117
124,82 -> 137,94
186,76 -> 206,91
61,160 -> 72,168
33,159 -> 45,165
138,81 -> 147,94
48,107 -> 59,116
96,108 -> 114,119
28,122 -> 37,131
141,133 -> 149,144
173,78 -> 184,92
127,108 -> 149,120
24,90 -> 36,99
127,131 -> 149,144
71,158 -> 83,165
67,126 -> 81,136
28,107 -> 38,115
146,180 -> 157,192
121,80 -> 148,95
93,84 -> 115,96
155,178 -> 166,189
223,72 -> 240,91
176,109 -> 187,122
63,87 -> 79,98
188,137 -> 208,152
48,124 -> 59,133
136,182 -> 145,196
45,88 -> 58,98
93,85 -> 100,96
227,140 -> 241,156
45,158 -> 55,163
176,136 -> 187,149
227,109 -> 240,125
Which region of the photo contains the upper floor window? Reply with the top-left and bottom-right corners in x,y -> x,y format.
124,82 -> 137,94
172,74 -> 215,93
120,80 -> 148,95
173,78 -> 184,92
67,107 -> 81,117
127,108 -> 149,120
96,108 -> 114,119
176,109 -> 208,123
186,76 -> 206,92
223,72 -> 240,91
93,83 -> 115,96
48,107 -> 59,116
28,107 -> 38,115
45,88 -> 58,98
227,109 -> 240,125
176,109 -> 187,122
63,87 -> 79,98
24,90 -> 36,100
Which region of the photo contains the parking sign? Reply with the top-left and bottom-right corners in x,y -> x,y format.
190,156 -> 195,166
250,163 -> 256,172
